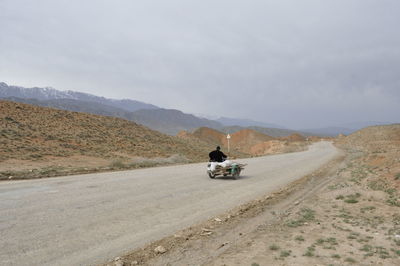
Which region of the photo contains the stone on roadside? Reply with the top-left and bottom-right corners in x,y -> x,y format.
154,245 -> 167,254
214,217 -> 222,222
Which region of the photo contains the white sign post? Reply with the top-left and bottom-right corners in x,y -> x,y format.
227,134 -> 231,153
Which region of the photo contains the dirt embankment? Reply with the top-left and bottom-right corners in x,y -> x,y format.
107,125 -> 400,266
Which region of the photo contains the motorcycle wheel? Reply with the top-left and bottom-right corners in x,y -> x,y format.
208,171 -> 216,179
232,169 -> 241,179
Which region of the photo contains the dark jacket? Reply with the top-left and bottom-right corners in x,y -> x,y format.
209,150 -> 227,162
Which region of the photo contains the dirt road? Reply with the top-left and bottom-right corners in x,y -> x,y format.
0,141 -> 338,266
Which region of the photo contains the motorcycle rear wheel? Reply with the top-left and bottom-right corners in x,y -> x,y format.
232,169 -> 241,179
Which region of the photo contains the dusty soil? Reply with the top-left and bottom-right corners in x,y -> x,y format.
106,125 -> 400,266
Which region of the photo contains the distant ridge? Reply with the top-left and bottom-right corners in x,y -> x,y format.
216,116 -> 286,129
2,96 -> 224,136
221,125 -> 315,138
300,121 -> 396,137
130,109 -> 223,135
0,82 -> 224,135
2,82 -> 322,137
0,82 -> 158,112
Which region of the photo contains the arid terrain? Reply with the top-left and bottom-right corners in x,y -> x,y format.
0,100 -> 214,180
105,124 -> 400,266
0,100 -> 310,180
1,100 -> 399,266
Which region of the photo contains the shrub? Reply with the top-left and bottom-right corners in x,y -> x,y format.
395,172 -> 400,180
344,257 -> 356,263
110,160 -> 126,168
269,244 -> 280,251
280,250 -> 291,257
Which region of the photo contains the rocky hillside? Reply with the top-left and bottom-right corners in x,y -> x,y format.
0,100 -> 212,168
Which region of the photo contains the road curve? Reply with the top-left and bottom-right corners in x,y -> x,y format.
0,141 -> 339,266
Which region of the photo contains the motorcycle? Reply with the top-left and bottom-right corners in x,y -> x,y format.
207,159 -> 246,179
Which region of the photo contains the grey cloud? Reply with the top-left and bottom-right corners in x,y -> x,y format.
1,0 -> 399,128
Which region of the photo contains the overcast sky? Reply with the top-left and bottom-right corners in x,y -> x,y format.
1,0 -> 399,129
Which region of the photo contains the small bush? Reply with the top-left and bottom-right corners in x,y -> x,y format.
286,208 -> 315,227
110,160 -> 126,168
303,246 -> 315,257
344,257 -> 356,263
339,193 -> 361,204
395,172 -> 400,180
280,250 -> 291,257
269,244 -> 280,251
361,206 -> 376,213
392,249 -> 400,256
295,235 -> 305,241
360,244 -> 373,252
387,197 -> 400,207
344,198 -> 359,204
336,195 -> 345,200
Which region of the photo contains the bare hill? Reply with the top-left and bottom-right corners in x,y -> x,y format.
191,127 -> 226,146
279,133 -> 306,142
229,129 -> 275,154
178,127 -> 247,158
0,100 -> 212,179
338,124 -> 400,151
178,127 -> 307,156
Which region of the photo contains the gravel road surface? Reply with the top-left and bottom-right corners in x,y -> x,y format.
0,141 -> 338,266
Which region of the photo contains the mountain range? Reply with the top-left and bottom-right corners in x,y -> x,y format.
1,82 -> 293,135
1,81 -> 389,137
0,82 -> 158,112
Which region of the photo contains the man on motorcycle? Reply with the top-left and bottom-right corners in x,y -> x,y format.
209,146 -> 227,162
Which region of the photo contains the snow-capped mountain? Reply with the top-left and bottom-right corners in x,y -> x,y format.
0,82 -> 159,112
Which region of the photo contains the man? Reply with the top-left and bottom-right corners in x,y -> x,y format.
209,146 -> 227,162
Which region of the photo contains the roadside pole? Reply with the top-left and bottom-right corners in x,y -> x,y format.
227,134 -> 231,154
